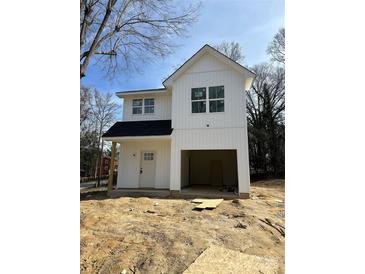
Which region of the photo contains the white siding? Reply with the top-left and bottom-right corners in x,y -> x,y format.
171,53 -> 247,129
122,93 -> 171,121
113,50 -> 251,194
184,52 -> 228,74
117,140 -> 171,189
170,128 -> 250,193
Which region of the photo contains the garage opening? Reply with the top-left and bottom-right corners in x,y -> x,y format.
180,150 -> 238,196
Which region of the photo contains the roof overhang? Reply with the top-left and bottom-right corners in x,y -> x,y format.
244,76 -> 256,91
102,135 -> 171,142
163,44 -> 256,90
116,88 -> 167,98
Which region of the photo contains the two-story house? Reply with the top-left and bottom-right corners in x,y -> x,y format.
102,44 -> 255,198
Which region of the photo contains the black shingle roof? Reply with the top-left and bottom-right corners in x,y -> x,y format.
102,120 -> 173,138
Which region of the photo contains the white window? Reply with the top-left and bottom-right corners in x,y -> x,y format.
132,99 -> 143,114
209,86 -> 224,112
132,98 -> 155,114
191,87 -> 206,113
144,152 -> 154,160
144,98 -> 155,114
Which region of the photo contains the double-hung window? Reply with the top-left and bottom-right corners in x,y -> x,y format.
191,87 -> 206,113
132,99 -> 143,114
132,98 -> 155,114
144,98 -> 155,114
209,86 -> 224,112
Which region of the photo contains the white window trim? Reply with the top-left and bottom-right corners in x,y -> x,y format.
208,86 -> 225,113
191,86 -> 225,114
143,98 -> 155,115
132,99 -> 143,115
191,87 -> 207,114
132,98 -> 155,115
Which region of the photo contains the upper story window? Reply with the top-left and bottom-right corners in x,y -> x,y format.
132,98 -> 155,115
209,86 -> 224,112
132,99 -> 143,114
191,87 -> 206,113
191,86 -> 224,113
144,98 -> 155,114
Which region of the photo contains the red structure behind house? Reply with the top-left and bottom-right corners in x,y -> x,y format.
99,154 -> 119,176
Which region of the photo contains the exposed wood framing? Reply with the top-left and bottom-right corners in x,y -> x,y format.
108,141 -> 117,195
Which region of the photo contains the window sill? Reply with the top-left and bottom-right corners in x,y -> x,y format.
132,113 -> 156,116
191,111 -> 225,115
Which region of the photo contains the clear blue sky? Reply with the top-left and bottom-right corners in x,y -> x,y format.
81,0 -> 284,94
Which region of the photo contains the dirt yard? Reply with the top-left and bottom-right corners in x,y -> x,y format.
80,180 -> 285,273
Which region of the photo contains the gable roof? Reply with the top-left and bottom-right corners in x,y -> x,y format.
163,44 -> 256,88
114,44 -> 256,96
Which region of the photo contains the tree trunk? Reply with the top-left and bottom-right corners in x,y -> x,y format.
94,125 -> 102,186
97,140 -> 104,187
80,0 -> 114,78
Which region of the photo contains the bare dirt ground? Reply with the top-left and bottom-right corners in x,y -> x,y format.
80,180 -> 285,274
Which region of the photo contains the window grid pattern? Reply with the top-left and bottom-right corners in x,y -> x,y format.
132,99 -> 143,114
191,86 -> 224,113
144,152 -> 154,161
209,86 -> 225,113
132,98 -> 155,114
191,87 -> 207,113
144,98 -> 155,114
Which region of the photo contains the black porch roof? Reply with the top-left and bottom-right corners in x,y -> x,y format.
102,120 -> 173,138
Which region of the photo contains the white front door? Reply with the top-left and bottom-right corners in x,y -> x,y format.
139,151 -> 156,188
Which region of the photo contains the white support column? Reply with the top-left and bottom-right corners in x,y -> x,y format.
237,147 -> 250,195
169,137 -> 181,191
237,123 -> 251,198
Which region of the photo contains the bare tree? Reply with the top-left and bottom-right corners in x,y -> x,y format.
267,28 -> 285,64
80,85 -> 91,128
90,90 -> 119,186
214,41 -> 244,63
80,0 -> 201,79
247,63 -> 285,128
246,63 -> 285,175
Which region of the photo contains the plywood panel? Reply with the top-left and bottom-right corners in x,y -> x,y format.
183,245 -> 278,274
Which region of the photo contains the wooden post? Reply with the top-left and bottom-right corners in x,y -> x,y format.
108,142 -> 116,195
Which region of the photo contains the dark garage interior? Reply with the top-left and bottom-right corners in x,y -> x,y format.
180,149 -> 239,195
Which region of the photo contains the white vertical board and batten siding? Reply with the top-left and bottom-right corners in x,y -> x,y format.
171,53 -> 246,129
170,52 -> 250,193
117,140 -> 171,189
122,92 -> 172,121
170,128 -> 250,193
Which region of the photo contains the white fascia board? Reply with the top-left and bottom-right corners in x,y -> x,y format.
244,75 -> 256,91
208,47 -> 255,78
116,89 -> 167,98
163,44 -> 256,87
163,46 -> 207,87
